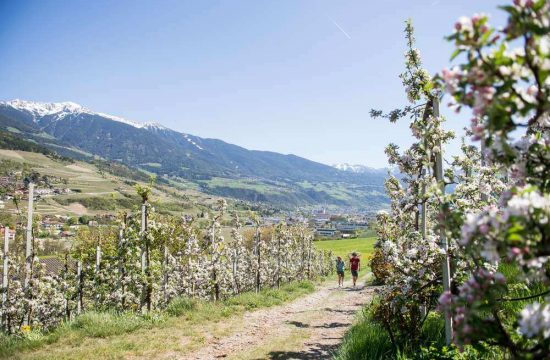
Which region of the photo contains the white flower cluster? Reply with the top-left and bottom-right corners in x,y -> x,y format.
0,205 -> 333,334
518,302 -> 550,339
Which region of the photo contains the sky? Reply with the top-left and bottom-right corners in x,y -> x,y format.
0,0 -> 506,168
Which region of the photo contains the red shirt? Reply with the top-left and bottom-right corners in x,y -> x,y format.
350,257 -> 360,271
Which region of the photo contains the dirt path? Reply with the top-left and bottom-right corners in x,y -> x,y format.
184,278 -> 373,360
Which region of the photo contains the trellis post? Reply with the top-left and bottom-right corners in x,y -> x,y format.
255,226 -> 261,293
276,228 -> 281,289
24,182 -> 34,290
434,96 -> 453,345
95,230 -> 101,307
117,222 -> 125,308
2,226 -> 9,328
232,248 -> 238,294
307,234 -> 312,279
76,259 -> 82,314
163,243 -> 169,304
420,169 -> 427,240
63,253 -> 70,319
140,203 -> 151,312
141,203 -> 147,273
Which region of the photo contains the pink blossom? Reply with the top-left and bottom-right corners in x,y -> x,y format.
439,291 -> 453,307
441,67 -> 462,94
479,223 -> 489,234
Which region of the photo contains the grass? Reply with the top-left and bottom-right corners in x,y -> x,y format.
314,236 -> 376,259
334,305 -> 473,360
0,280 -> 316,359
333,304 -> 393,360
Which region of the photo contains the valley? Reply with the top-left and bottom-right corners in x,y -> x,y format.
0,100 -> 389,210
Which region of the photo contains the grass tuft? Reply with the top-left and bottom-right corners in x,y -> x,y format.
334,305 -> 393,360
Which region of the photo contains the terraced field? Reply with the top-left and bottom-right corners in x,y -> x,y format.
0,150 -> 211,217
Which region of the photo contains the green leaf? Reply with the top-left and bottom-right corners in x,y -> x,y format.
450,48 -> 463,61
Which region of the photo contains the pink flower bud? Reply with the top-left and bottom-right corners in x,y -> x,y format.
479,224 -> 489,235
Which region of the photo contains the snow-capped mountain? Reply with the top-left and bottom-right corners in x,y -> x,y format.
332,163 -> 387,174
2,99 -> 165,130
0,99 -> 389,208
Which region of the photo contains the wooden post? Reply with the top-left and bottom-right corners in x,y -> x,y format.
232,248 -> 238,294
276,229 -> 281,289
210,222 -> 219,301
76,260 -> 82,315
63,253 -> 70,320
421,169 -> 427,240
117,224 -> 125,308
24,182 -> 34,326
434,97 -> 453,345
255,227 -> 261,293
141,204 -> 147,273
95,235 -> 101,307
140,203 -> 151,312
95,243 -> 101,274
307,234 -> 312,279
163,244 -> 169,304
24,182 -> 34,290
188,256 -> 194,298
2,227 -> 9,328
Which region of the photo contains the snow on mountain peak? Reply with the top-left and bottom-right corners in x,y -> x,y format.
333,163 -> 387,174
1,99 -> 163,130
142,122 -> 168,130
94,112 -> 144,128
3,99 -> 85,117
333,163 -> 366,173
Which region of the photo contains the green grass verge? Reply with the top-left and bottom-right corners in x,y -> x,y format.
0,280 -> 316,359
314,237 -> 376,259
334,304 -> 393,360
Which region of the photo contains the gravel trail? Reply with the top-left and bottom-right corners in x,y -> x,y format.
184,279 -> 373,360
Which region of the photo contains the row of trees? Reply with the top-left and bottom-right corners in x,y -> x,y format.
1,190 -> 333,334
370,0 -> 548,357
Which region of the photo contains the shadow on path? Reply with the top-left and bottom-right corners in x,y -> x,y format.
322,307 -> 356,315
263,342 -> 339,360
285,320 -> 350,329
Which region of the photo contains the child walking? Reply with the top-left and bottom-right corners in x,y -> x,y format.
336,256 -> 345,287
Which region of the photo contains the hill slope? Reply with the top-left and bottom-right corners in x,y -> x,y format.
0,100 -> 388,209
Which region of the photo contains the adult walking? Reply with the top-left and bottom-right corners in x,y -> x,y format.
336,256 -> 345,287
349,252 -> 360,288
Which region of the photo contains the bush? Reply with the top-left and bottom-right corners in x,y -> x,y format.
369,248 -> 392,284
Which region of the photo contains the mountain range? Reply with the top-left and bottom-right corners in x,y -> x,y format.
0,100 -> 388,209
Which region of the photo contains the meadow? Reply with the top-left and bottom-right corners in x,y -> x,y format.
314,236 -> 376,260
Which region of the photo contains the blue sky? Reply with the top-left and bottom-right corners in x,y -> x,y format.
0,0 -> 505,168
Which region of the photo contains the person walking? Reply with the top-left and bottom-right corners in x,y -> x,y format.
336,256 -> 345,287
349,252 -> 360,288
